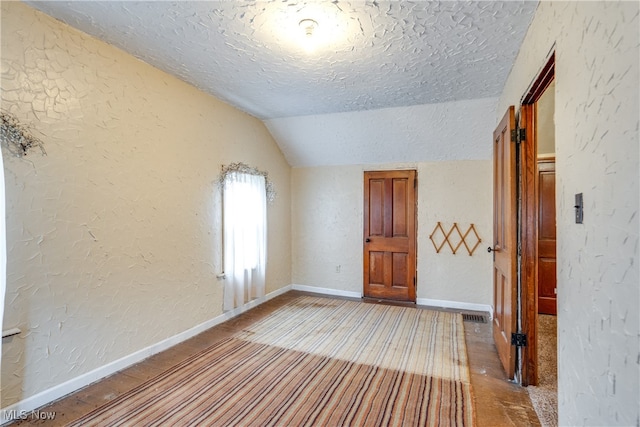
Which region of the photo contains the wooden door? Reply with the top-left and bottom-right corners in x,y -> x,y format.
537,157 -> 557,315
492,107 -> 518,379
363,170 -> 416,302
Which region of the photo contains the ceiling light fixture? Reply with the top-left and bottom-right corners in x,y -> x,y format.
299,19 -> 318,38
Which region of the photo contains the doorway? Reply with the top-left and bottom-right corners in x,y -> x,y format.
491,53 -> 558,391
520,53 -> 558,396
363,170 -> 417,302
526,78 -> 559,426
536,82 -> 557,317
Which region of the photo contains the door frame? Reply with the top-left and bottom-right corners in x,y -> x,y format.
519,52 -> 555,386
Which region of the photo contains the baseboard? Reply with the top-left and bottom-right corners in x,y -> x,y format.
416,297 -> 493,319
289,286 -> 492,319
291,284 -> 361,299
0,284 -> 293,421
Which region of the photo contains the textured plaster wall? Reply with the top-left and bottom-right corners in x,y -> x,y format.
497,2 -> 639,425
418,161 -> 492,304
291,160 -> 492,306
1,2 -> 291,407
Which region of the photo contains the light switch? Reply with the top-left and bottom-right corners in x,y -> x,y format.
574,193 -> 583,224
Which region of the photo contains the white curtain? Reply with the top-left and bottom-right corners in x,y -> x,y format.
223,172 -> 266,311
0,150 -> 6,378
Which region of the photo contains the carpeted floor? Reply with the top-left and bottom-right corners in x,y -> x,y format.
528,314 -> 558,427
67,296 -> 475,426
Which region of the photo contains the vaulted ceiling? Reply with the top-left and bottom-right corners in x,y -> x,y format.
25,1 -> 538,166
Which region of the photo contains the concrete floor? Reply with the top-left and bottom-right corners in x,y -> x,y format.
6,291 -> 541,426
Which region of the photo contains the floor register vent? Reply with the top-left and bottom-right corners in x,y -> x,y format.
461,313 -> 488,323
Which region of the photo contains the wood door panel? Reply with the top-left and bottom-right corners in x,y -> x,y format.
538,166 -> 556,241
494,269 -> 510,325
538,258 -> 556,297
538,257 -> 557,314
368,179 -> 385,236
364,170 -> 416,302
492,107 -> 517,379
368,251 -> 386,285
494,268 -> 503,320
392,252 -> 409,287
392,178 -> 409,237
497,139 -> 506,249
537,158 -> 557,315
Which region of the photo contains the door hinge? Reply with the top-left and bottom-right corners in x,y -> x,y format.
511,333 -> 528,347
511,128 -> 526,143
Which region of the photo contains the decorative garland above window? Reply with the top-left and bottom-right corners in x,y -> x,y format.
217,162 -> 276,204
0,111 -> 46,157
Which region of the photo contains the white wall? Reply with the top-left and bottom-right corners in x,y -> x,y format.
497,2 -> 639,425
292,160 -> 493,307
265,97 -> 497,167
1,2 -> 291,407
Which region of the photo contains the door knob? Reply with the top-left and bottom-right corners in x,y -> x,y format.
487,246 -> 496,253
365,238 -> 371,242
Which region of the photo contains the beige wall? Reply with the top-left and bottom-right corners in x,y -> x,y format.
292,160 -> 492,306
536,80 -> 555,156
1,2 -> 291,407
498,2 -> 639,425
418,160 -> 492,305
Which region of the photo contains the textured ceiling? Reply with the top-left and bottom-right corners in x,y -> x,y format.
25,1 -> 538,120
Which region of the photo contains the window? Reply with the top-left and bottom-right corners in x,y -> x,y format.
222,171 -> 266,311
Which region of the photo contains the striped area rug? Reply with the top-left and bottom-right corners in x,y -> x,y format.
68,296 -> 475,426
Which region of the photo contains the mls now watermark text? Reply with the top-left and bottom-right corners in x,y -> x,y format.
2,409 -> 57,421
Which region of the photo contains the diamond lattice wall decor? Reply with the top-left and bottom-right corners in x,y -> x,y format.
429,222 -> 482,256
